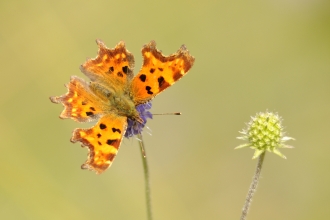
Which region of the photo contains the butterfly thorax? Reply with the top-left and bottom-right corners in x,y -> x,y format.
111,94 -> 142,123
90,81 -> 142,123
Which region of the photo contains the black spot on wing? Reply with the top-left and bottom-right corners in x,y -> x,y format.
139,74 -> 146,82
146,86 -> 153,95
86,112 -> 94,116
117,72 -> 123,77
122,66 -> 128,74
106,139 -> 117,145
158,76 -> 165,88
100,123 -> 107,129
112,127 -> 121,134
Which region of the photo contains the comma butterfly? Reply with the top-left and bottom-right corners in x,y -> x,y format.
50,40 -> 195,174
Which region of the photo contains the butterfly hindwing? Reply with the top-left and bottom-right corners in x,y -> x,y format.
71,114 -> 127,174
131,41 -> 195,104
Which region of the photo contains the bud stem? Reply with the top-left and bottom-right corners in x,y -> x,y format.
240,152 -> 266,220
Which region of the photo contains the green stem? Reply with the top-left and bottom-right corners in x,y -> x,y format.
240,152 -> 266,220
137,133 -> 153,220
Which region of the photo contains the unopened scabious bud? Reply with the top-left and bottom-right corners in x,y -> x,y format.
236,111 -> 294,159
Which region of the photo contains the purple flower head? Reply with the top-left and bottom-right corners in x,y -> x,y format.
124,102 -> 153,138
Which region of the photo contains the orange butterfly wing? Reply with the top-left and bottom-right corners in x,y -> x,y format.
131,41 -> 195,104
80,40 -> 134,92
50,76 -> 106,122
71,114 -> 127,174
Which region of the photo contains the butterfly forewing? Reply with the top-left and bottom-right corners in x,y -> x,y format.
80,40 -> 135,92
131,41 -> 195,105
50,76 -> 105,122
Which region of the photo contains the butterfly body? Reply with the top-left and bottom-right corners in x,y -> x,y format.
50,40 -> 194,174
89,80 -> 141,122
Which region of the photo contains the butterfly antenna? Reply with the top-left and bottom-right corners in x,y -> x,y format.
152,112 -> 182,116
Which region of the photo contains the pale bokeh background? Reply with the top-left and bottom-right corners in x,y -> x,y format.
1,0 -> 330,219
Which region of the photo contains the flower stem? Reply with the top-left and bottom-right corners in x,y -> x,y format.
137,133 -> 153,220
240,152 -> 266,220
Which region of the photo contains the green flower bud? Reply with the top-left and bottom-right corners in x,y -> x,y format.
236,111 -> 294,159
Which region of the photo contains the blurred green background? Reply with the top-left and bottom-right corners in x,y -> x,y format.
1,0 -> 330,219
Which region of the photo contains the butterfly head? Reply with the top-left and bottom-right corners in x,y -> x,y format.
125,102 -> 153,138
